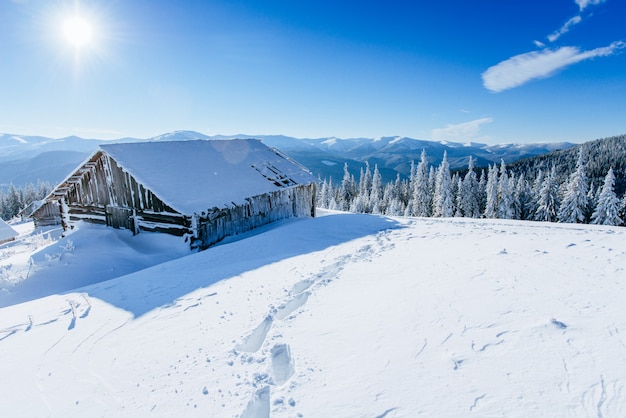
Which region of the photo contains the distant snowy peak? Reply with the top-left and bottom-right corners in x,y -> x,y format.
149,130 -> 212,142
463,142 -> 484,147
321,137 -> 339,146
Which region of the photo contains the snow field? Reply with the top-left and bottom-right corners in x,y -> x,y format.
0,221 -> 191,308
0,212 -> 625,417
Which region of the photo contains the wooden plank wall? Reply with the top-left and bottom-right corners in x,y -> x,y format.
32,201 -> 62,227
193,183 -> 316,250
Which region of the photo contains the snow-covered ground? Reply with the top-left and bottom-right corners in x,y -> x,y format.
0,221 -> 191,308
1,211 -> 625,417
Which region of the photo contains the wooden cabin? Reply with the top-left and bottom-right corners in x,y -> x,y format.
36,139 -> 318,250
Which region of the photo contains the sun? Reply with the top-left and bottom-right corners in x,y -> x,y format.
63,16 -> 93,47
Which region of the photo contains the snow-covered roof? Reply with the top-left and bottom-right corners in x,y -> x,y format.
98,139 -> 318,214
0,218 -> 18,242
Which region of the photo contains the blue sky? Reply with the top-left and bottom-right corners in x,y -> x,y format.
1,0 -> 624,144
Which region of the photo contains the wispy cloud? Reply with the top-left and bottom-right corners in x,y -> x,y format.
482,41 -> 625,93
545,0 -> 607,43
575,0 -> 605,11
431,118 -> 493,142
547,15 -> 582,42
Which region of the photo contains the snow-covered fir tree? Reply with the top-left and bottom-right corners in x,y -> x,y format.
484,164 -> 498,218
534,166 -> 560,222
428,166 -> 436,205
349,193 -> 368,213
358,162 -> 373,211
459,156 -> 481,218
318,178 -> 331,208
528,169 -> 544,219
411,149 -> 432,217
370,164 -> 384,214
477,169 -> 487,216
394,174 -> 408,214
591,168 -> 623,226
432,151 -> 454,217
403,161 -> 416,216
586,183 -> 598,221
451,173 -> 460,215
558,148 -> 589,223
515,173 -> 533,220
497,160 -> 515,219
382,174 -> 405,216
454,177 -> 463,217
339,163 -> 357,211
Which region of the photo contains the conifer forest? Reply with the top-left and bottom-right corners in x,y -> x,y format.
317,135 -> 626,227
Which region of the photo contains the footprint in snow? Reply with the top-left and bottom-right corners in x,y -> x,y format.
274,292 -> 310,320
240,386 -> 270,418
291,279 -> 314,295
270,344 -> 295,385
236,316 -> 273,353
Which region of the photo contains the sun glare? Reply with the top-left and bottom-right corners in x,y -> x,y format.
63,17 -> 93,47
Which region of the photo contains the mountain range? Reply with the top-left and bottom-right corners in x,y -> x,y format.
0,131 -> 576,188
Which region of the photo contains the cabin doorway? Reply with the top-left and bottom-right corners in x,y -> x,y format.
105,206 -> 134,231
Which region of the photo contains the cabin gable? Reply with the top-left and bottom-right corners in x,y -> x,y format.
48,150 -> 189,236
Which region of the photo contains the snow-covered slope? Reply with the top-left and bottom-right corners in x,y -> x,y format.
0,222 -> 191,308
1,212 -> 625,417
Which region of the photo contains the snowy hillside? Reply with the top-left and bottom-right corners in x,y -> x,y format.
1,211 -> 625,417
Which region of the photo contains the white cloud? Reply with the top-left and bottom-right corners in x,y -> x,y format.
575,0 -> 605,11
431,118 -> 493,142
482,41 -> 625,93
547,15 -> 582,42
534,40 -> 546,48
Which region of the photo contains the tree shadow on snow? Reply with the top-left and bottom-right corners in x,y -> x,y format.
80,213 -> 403,317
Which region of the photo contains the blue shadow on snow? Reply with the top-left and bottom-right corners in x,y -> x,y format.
80,213 -> 403,317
